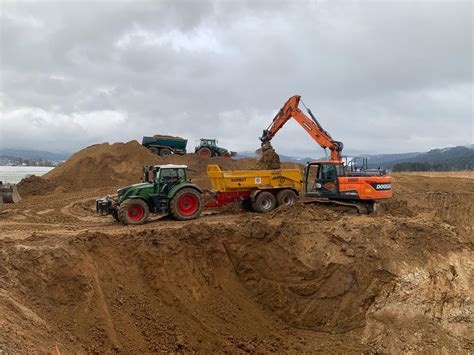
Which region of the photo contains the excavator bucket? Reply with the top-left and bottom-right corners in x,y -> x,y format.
0,183 -> 22,204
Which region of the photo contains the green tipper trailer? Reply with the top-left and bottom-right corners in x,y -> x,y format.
142,135 -> 187,156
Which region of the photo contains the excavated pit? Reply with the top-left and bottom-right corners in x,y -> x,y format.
1,202 -> 473,353
1,143 -> 473,353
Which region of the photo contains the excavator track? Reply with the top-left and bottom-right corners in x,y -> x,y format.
302,197 -> 384,215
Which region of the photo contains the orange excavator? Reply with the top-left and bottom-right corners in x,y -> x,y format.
260,95 -> 392,213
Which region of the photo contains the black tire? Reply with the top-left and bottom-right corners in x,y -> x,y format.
241,198 -> 253,212
118,198 -> 149,225
251,191 -> 276,213
223,151 -> 232,158
276,189 -> 298,206
197,147 -> 212,157
170,188 -> 203,220
112,207 -> 120,222
160,148 -> 171,156
148,146 -> 159,155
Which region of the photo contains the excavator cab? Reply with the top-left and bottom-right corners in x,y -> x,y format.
304,161 -> 344,197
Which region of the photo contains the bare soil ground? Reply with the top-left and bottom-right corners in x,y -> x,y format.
1,144 -> 473,353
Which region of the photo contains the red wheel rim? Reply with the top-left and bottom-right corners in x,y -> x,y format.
199,149 -> 211,157
127,204 -> 144,221
177,194 -> 199,216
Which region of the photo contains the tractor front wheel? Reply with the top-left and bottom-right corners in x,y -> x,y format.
118,198 -> 149,225
170,188 -> 203,220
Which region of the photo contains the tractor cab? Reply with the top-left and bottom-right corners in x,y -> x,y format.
144,164 -> 187,184
199,139 -> 218,148
304,161 -> 345,197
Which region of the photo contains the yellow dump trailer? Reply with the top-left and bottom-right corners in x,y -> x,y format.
205,165 -> 302,213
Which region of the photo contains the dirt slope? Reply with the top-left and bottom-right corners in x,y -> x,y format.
42,141 -> 300,190
1,198 -> 472,353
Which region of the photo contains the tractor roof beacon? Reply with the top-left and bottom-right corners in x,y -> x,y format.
96,164 -> 203,225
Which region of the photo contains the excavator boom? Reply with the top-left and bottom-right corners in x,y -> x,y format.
260,95 -> 343,161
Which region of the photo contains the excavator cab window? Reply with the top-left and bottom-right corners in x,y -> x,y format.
321,164 -> 337,180
305,162 -> 343,195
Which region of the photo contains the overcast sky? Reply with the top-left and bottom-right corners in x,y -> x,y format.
0,0 -> 472,156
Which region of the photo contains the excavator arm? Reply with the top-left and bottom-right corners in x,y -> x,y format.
260,95 -> 343,161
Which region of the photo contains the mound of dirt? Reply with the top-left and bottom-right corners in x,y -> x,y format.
17,176 -> 57,197
257,143 -> 281,170
43,141 -> 300,190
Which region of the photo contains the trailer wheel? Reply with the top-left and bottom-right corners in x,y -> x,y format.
170,188 -> 203,220
160,148 -> 171,156
148,147 -> 159,155
276,189 -> 298,206
197,147 -> 212,157
118,198 -> 149,225
252,191 -> 276,213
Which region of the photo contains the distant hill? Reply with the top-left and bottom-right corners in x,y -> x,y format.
392,145 -> 474,172
0,148 -> 70,161
238,145 -> 474,171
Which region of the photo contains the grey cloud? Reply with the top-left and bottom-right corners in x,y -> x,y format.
0,0 -> 472,155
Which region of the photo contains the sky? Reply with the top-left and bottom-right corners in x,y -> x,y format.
0,0 -> 472,157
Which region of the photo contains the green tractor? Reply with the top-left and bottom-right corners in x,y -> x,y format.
195,139 -> 236,158
96,164 -> 203,225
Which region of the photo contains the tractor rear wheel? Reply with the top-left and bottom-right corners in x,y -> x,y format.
197,147 -> 212,157
148,147 -> 159,155
160,148 -> 171,156
118,198 -> 149,225
170,188 -> 203,220
276,189 -> 298,206
251,191 -> 276,213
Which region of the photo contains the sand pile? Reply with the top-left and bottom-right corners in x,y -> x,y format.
17,176 -> 57,197
152,134 -> 185,140
39,141 -> 299,191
